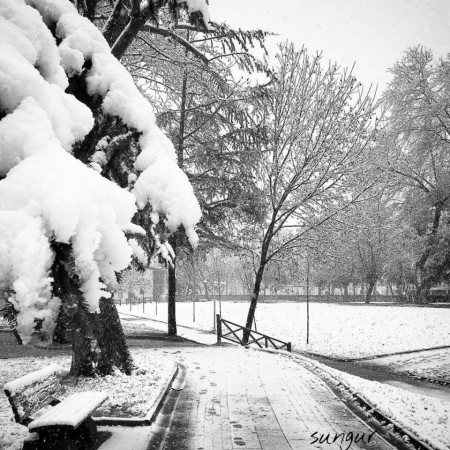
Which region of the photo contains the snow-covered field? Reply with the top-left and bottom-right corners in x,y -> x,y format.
0,350 -> 175,450
119,301 -> 450,359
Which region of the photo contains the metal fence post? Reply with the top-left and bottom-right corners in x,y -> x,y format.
216,314 -> 222,344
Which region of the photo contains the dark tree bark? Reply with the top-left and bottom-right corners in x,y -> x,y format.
167,234 -> 177,336
343,284 -> 349,298
96,297 -> 135,374
365,279 -> 376,303
243,261 -> 266,343
102,0 -> 128,46
69,293 -> 99,377
69,296 -> 135,377
52,306 -> 71,345
52,243 -> 134,377
165,68 -> 188,337
111,14 -> 149,60
413,203 -> 443,303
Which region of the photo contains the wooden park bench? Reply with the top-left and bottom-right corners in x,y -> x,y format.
4,364 -> 108,449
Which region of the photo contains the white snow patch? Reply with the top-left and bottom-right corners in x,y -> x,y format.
128,238 -> 147,265
91,150 -> 107,166
123,223 -> 146,236
0,150 -> 136,340
133,157 -> 201,247
119,302 -> 450,359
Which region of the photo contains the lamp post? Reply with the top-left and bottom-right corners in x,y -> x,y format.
192,283 -> 200,323
306,254 -> 310,345
204,280 -> 215,330
212,280 -> 226,330
217,281 -> 226,316
212,281 -> 217,331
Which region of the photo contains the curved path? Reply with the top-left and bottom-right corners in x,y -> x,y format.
159,346 -> 394,450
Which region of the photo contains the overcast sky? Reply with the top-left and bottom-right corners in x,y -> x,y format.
208,0 -> 450,93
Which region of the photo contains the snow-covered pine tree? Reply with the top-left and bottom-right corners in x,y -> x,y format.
0,0 -> 206,376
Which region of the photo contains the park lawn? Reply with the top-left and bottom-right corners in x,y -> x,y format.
0,349 -> 176,450
118,301 -> 450,359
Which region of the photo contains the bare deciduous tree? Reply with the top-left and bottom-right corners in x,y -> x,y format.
240,43 -> 381,341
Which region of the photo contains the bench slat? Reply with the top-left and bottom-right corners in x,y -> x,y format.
4,364 -> 61,395
4,364 -> 64,424
28,391 -> 108,431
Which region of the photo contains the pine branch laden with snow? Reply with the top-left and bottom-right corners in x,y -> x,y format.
0,0 -> 201,344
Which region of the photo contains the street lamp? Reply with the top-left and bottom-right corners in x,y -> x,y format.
306,254 -> 310,344
204,280 -> 215,330
214,281 -> 226,316
213,282 -> 217,331
213,280 -> 226,331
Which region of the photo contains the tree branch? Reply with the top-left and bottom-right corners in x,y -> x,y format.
143,25 -> 209,64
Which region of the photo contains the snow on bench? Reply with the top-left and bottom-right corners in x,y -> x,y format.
4,364 -> 108,449
28,391 -> 107,431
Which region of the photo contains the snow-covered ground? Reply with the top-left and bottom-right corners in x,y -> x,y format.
288,352 -> 450,450
365,348 -> 450,385
2,330 -> 449,450
117,304 -> 450,448
118,301 -> 450,359
0,350 -> 175,450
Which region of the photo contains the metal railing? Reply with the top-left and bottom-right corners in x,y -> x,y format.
216,315 -> 292,352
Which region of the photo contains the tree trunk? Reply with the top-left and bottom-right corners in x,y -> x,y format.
164,65 -> 188,336
203,280 -> 211,301
69,296 -> 135,376
97,297 -> 135,374
102,0 -> 128,46
388,282 -> 394,296
167,235 -> 178,336
12,330 -> 23,345
53,243 -> 134,377
69,294 -> 100,377
414,283 -> 431,304
111,14 -> 149,60
243,262 -> 265,344
365,280 -> 376,303
53,306 -> 70,344
343,283 -> 349,300
69,295 -> 135,376
168,263 -> 177,335
413,203 -> 442,303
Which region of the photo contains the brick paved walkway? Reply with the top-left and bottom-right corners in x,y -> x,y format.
161,347 -> 394,450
